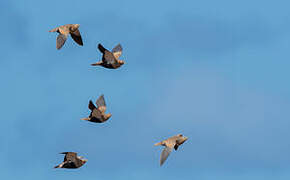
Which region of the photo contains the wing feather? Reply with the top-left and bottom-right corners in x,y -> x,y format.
88,100 -> 96,111
112,44 -> 122,59
70,29 -> 83,46
98,44 -> 108,53
60,152 -> 77,162
56,34 -> 67,49
160,146 -> 173,166
96,94 -> 106,107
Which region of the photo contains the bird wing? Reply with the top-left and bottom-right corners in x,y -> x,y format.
91,108 -> 103,119
88,100 -> 96,111
96,94 -> 106,107
70,29 -> 83,46
98,44 -> 118,65
112,44 -> 122,59
97,43 -> 108,53
61,152 -> 77,162
160,142 -> 175,166
104,51 -> 118,65
56,33 -> 68,50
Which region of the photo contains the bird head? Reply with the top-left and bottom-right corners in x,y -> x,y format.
81,159 -> 88,165
118,60 -> 125,65
78,156 -> 88,165
70,24 -> 80,31
105,113 -> 112,120
177,134 -> 188,144
74,24 -> 80,28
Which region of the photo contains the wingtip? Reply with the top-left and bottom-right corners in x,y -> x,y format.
59,152 -> 69,154
97,43 -> 106,52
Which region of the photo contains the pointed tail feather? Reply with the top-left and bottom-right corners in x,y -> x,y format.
49,27 -> 58,32
154,142 -> 162,146
91,62 -> 102,66
54,162 -> 64,168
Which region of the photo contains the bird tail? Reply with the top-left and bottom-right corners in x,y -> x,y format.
98,43 -> 106,53
91,62 -> 102,66
49,27 -> 58,32
154,142 -> 162,146
54,162 -> 64,168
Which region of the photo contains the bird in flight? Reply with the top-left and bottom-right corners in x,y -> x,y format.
91,43 -> 125,69
81,94 -> 112,123
154,134 -> 188,166
54,152 -> 87,169
49,24 -> 83,50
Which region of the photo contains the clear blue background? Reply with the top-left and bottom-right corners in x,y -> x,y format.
1,0 -> 290,179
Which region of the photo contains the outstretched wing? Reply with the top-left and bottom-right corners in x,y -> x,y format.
88,100 -> 96,111
60,152 -> 77,162
98,43 -> 108,53
70,29 -> 83,46
91,108 -> 103,119
160,143 -> 175,166
98,44 -> 118,65
112,44 -> 122,59
96,94 -> 106,107
56,33 -> 67,49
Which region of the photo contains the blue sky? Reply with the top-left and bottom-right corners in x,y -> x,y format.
1,0 -> 290,179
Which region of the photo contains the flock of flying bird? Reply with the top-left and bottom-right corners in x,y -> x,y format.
49,24 -> 188,168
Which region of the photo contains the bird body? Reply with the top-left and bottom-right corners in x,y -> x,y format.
91,44 -> 124,69
81,95 -> 112,123
54,152 -> 87,169
154,134 -> 188,166
49,24 -> 83,49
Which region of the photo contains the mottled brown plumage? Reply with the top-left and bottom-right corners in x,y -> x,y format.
154,134 -> 188,166
54,152 -> 87,169
91,43 -> 125,69
49,24 -> 83,50
81,95 -> 112,123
